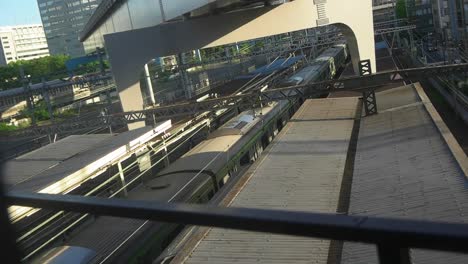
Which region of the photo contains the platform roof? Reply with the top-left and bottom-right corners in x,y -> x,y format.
342,85 -> 468,263
179,97 -> 360,264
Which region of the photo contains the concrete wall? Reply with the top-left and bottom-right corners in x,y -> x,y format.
104,0 -> 376,129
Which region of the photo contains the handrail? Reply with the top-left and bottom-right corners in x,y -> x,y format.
6,192 -> 468,264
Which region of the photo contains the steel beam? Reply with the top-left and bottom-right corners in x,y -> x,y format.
374,18 -> 408,28
359,59 -> 377,116
374,25 -> 417,35
11,63 -> 468,137
363,90 -> 378,116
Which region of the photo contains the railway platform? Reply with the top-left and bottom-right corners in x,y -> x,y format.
172,83 -> 468,263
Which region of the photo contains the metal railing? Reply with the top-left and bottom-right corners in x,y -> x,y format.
4,192 -> 468,264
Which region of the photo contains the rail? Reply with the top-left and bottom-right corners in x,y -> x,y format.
5,191 -> 468,264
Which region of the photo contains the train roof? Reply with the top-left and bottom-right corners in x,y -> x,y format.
208,111 -> 259,137
237,56 -> 304,79
6,121 -> 171,222
314,45 -> 345,62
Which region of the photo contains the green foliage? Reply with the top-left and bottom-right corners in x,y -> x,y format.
396,0 -> 407,19
0,55 -> 109,91
20,101 -> 51,121
55,108 -> 77,118
75,60 -> 110,75
0,54 -> 71,90
0,122 -> 19,132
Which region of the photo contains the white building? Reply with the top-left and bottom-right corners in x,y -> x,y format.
0,24 -> 50,66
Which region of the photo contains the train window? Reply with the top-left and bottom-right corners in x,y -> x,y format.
223,175 -> 230,185
240,152 -> 250,166
277,119 -> 284,131
218,177 -> 226,188
261,133 -> 269,149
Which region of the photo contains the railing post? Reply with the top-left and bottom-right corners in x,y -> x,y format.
117,162 -> 128,197
377,244 -> 411,264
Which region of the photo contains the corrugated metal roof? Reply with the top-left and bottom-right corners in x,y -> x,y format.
4,134 -> 112,188
342,85 -> 468,263
182,97 -> 359,264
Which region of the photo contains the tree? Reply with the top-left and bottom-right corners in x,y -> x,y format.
0,54 -> 109,91
396,0 -> 407,19
0,55 -> 71,90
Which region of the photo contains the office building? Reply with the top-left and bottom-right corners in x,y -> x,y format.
0,24 -> 50,66
37,0 -> 102,58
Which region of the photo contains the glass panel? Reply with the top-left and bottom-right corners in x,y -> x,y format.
112,2 -> 132,32
127,0 -> 162,29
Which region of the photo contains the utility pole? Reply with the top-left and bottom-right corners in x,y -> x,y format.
41,77 -> 54,123
20,66 -> 36,125
144,63 -> 156,105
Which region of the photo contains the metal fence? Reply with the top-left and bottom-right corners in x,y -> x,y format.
3,191 -> 468,264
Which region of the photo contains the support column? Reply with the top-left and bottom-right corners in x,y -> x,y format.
20,67 -> 36,125
41,77 -> 54,123
144,63 -> 156,105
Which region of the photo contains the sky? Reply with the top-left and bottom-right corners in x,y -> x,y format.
0,0 -> 42,27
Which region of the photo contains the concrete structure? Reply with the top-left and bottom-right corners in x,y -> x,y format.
37,0 -> 102,57
80,0 -> 376,129
0,25 -> 49,65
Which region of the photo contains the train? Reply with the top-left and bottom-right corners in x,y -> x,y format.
29,43 -> 349,263
279,43 -> 348,87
